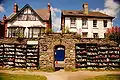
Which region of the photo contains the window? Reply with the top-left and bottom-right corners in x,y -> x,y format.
93,33 -> 98,38
93,20 -> 97,27
82,18 -> 88,28
82,32 -> 88,38
8,27 -> 24,38
70,17 -> 76,28
28,28 -> 40,38
17,8 -> 38,21
103,20 -> 107,27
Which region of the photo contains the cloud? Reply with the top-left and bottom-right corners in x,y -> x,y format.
51,7 -> 61,32
0,4 -> 4,12
91,0 -> 120,18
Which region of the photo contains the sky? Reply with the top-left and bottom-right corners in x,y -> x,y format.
0,0 -> 120,32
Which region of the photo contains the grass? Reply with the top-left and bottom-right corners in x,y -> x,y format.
0,73 -> 47,80
85,74 -> 120,80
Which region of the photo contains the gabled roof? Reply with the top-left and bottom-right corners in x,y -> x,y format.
7,13 -> 16,20
62,10 -> 114,19
35,9 -> 50,21
8,4 -> 50,21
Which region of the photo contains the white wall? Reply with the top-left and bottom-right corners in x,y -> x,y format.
64,17 -> 112,38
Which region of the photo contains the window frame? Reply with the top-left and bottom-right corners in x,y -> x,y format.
93,20 -> 97,28
8,27 -> 24,38
17,8 -> 38,21
28,27 -> 41,38
82,18 -> 88,29
103,20 -> 107,27
70,17 -> 76,28
93,33 -> 99,38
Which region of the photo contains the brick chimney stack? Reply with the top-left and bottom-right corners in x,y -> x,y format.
48,3 -> 51,13
2,15 -> 7,38
83,3 -> 88,15
46,2 -> 52,32
13,3 -> 18,13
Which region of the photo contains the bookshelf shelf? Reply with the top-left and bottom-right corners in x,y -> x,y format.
75,43 -> 120,68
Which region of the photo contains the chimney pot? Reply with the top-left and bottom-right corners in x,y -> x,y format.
48,3 -> 51,13
13,3 -> 18,13
83,3 -> 88,15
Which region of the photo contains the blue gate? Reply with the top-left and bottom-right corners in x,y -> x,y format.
55,50 -> 64,61
54,45 -> 65,67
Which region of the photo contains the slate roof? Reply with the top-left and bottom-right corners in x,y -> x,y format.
62,10 -> 114,19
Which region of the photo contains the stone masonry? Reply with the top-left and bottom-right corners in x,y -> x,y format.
39,33 -> 79,70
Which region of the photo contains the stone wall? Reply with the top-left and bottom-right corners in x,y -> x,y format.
39,33 -> 79,70
0,34 -> 118,70
38,33 -> 119,70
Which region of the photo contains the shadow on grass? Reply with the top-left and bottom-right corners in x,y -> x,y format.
85,74 -> 120,80
105,74 -> 120,80
0,73 -> 5,80
0,73 -> 47,80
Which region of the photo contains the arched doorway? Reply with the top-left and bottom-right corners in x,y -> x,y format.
54,45 -> 65,68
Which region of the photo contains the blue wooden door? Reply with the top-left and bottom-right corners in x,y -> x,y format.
55,50 -> 65,61
54,46 -> 65,67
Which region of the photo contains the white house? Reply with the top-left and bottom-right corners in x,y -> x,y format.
4,3 -> 51,38
61,3 -> 114,38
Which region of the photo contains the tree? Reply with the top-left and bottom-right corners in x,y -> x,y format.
105,26 -> 120,44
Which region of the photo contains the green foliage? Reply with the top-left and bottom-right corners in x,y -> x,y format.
16,28 -> 24,38
65,27 -> 70,33
76,68 -> 120,71
0,73 -> 47,80
64,67 -> 78,72
40,67 -> 55,72
46,28 -> 53,34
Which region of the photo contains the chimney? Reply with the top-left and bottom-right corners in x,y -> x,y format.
13,3 -> 18,13
3,15 -> 7,21
48,3 -> 51,13
2,15 -> 7,38
83,3 -> 88,15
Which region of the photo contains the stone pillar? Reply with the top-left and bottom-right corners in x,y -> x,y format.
62,39 -> 76,70
39,38 -> 55,71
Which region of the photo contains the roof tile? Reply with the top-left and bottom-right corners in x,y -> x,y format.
62,10 -> 114,18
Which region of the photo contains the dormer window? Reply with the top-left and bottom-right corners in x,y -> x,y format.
70,17 -> 76,28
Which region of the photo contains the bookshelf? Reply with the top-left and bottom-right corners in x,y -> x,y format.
75,43 -> 120,69
15,44 -> 26,68
0,43 -> 39,69
26,44 -> 39,69
108,45 -> 120,68
0,44 -> 3,67
3,44 -> 15,68
87,43 -> 98,68
98,44 -> 108,68
76,43 -> 87,68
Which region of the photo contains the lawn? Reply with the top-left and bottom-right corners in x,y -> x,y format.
0,73 -> 47,80
85,74 -> 120,80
